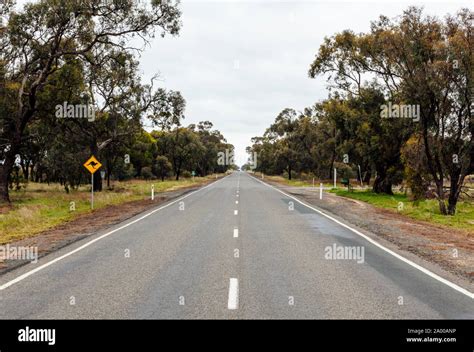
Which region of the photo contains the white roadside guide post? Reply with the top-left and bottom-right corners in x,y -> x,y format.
320,183 -> 323,200
151,184 -> 155,201
358,164 -> 363,187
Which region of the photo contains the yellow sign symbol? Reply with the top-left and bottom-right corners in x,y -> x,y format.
83,156 -> 102,174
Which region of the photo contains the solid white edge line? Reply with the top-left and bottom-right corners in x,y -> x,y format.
0,174 -> 231,291
228,278 -> 239,310
249,173 -> 474,300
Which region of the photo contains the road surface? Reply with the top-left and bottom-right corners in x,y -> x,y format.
0,172 -> 472,319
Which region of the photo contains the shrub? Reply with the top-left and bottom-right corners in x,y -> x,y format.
141,167 -> 153,180
181,170 -> 192,178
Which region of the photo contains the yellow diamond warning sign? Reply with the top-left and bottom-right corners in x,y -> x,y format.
83,156 -> 102,174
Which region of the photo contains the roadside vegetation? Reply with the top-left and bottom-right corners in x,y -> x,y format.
261,173 -> 474,232
0,1 -> 235,206
0,175 -> 223,244
0,0 -> 236,244
246,6 -> 473,218
329,189 -> 474,232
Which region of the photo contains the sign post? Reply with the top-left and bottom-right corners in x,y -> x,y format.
83,156 -> 102,210
91,173 -> 94,209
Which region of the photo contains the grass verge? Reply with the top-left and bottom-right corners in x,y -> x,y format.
329,189 -> 473,232
0,176 -> 219,244
259,173 -> 473,232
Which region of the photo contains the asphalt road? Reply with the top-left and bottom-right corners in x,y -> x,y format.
0,172 -> 473,319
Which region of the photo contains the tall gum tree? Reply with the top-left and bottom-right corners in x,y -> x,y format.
308,7 -> 473,214
0,0 -> 182,203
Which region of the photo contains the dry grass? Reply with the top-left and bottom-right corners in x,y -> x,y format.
0,176 -> 219,244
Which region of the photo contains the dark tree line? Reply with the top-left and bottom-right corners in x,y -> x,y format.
248,7 -> 473,215
0,0 -> 233,201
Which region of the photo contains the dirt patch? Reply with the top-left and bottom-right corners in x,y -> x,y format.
265,179 -> 474,284
0,180 -> 216,275
0,204 -> 14,215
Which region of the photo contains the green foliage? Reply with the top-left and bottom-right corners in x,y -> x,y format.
116,164 -> 135,181
181,170 -> 192,178
250,7 -> 472,215
401,134 -> 432,202
307,6 -> 473,214
154,123 -> 233,180
154,155 -> 172,181
141,167 -> 154,180
333,162 -> 355,180
0,0 -> 183,203
330,189 -> 474,231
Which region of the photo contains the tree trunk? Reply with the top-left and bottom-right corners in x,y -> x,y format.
0,133 -> 21,204
328,150 -> 336,180
90,144 -> 102,192
447,174 -> 462,216
0,163 -> 11,203
20,159 -> 30,181
363,170 -> 371,185
435,180 -> 447,215
93,171 -> 102,192
435,182 -> 448,215
107,167 -> 111,189
372,171 -> 393,195
447,196 -> 458,216
438,199 -> 447,215
175,159 -> 182,180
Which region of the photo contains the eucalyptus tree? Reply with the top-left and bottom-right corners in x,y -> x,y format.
0,0 -> 182,203
308,7 -> 472,212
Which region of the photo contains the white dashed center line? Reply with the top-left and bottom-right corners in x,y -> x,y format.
234,210 -> 238,215
228,278 -> 239,310
233,228 -> 239,238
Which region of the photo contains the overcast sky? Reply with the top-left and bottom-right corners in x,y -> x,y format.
141,0 -> 470,165
15,0 -> 472,165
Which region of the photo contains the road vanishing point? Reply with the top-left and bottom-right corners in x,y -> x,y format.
0,172 -> 473,319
